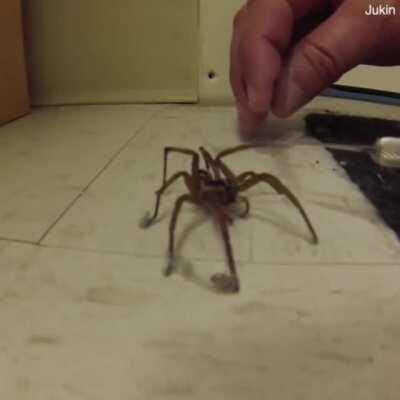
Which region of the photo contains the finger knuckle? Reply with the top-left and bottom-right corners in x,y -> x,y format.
300,39 -> 342,83
233,9 -> 245,30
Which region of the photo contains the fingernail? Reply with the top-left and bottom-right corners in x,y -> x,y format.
237,104 -> 249,123
275,53 -> 312,116
237,105 -> 264,136
247,86 -> 266,113
281,79 -> 307,116
247,86 -> 259,111
237,105 -> 255,134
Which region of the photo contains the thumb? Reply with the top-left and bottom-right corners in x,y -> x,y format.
272,2 -> 386,117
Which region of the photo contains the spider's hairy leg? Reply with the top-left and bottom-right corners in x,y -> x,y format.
235,196 -> 250,218
216,144 -> 267,162
228,173 -> 255,218
139,171 -> 191,228
164,194 -> 196,277
199,169 -> 212,180
214,157 -> 237,183
239,173 -> 319,244
214,203 -> 234,225
162,147 -> 199,186
210,211 -> 240,293
199,147 -> 221,179
198,148 -> 212,173
236,171 -> 256,184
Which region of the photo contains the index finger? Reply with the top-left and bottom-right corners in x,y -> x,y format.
231,0 -> 326,115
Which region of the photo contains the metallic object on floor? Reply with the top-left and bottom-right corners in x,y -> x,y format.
323,137 -> 400,168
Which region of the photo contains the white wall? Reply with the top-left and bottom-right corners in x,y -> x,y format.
24,0 -> 198,105
199,0 -> 400,104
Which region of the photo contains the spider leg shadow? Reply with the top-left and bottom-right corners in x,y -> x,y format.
169,211 -> 234,295
228,198 -> 250,219
139,210 -> 170,228
251,206 -> 312,243
308,198 -> 375,221
174,257 -> 220,294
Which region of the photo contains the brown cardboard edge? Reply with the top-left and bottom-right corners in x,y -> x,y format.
0,0 -> 31,128
0,109 -> 30,128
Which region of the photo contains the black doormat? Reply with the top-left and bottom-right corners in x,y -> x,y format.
304,112 -> 400,240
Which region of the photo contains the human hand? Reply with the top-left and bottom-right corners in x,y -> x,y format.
231,0 -> 400,134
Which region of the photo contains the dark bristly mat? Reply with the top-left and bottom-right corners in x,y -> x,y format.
305,112 -> 400,240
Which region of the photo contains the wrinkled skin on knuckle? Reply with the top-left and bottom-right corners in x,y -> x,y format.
299,38 -> 342,85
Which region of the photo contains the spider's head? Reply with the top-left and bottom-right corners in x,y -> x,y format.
202,179 -> 238,205
224,184 -> 238,204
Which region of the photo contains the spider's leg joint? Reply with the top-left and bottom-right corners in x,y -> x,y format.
164,254 -> 176,277
231,197 -> 249,219
139,212 -> 153,228
211,273 -> 240,294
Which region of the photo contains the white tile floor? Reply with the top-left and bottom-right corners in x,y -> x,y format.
0,100 -> 399,399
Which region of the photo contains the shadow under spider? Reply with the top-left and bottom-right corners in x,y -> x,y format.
174,257 -> 221,294
308,198 -> 378,221
175,213 -> 210,254
250,210 -> 311,243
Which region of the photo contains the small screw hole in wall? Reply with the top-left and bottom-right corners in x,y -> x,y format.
208,71 -> 216,80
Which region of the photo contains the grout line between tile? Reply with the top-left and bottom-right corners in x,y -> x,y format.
1,236 -> 397,267
37,243 -> 400,267
0,236 -> 37,246
36,108 -> 162,245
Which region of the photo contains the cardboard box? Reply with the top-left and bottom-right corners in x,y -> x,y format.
0,0 -> 29,126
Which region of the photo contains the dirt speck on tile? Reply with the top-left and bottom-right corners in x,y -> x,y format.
296,310 -> 312,318
384,325 -> 400,339
141,338 -> 187,351
233,301 -> 270,315
142,380 -> 196,398
27,335 -> 61,346
16,377 -> 32,393
85,285 -> 153,307
317,351 -> 374,366
330,289 -> 344,295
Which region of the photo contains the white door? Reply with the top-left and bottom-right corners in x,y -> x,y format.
24,0 -> 199,105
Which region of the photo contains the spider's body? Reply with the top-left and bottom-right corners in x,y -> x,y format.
140,144 -> 318,294
200,178 -> 238,207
